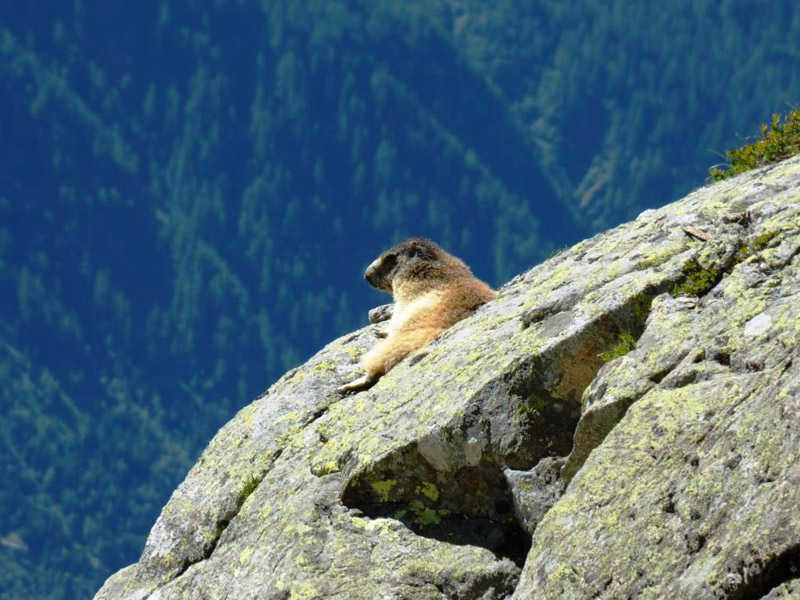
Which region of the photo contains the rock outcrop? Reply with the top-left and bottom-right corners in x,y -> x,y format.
96,156 -> 800,600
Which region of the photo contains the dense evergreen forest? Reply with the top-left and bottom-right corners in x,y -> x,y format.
1,1 -> 799,597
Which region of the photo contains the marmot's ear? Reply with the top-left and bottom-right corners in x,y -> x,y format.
408,240 -> 436,261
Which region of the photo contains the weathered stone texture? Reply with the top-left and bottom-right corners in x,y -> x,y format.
96,156 -> 800,600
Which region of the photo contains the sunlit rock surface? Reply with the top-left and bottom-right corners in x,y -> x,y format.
97,156 -> 800,600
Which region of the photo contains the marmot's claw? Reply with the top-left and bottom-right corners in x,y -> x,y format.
336,374 -> 375,395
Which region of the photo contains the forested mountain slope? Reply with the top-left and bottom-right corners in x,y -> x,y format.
1,1 -> 799,598
439,0 -> 800,228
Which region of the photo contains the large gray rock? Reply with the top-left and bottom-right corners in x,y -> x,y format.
96,156 -> 800,600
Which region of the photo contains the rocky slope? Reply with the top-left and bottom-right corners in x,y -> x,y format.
96,156 -> 800,600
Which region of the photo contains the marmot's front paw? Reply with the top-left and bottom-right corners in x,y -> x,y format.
368,303 -> 394,324
336,374 -> 377,395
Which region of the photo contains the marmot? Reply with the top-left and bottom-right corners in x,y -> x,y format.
337,238 -> 495,394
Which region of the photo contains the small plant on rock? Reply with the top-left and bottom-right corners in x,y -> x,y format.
710,108 -> 800,181
600,332 -> 638,362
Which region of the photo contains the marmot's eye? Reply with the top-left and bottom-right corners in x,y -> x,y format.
381,252 -> 398,269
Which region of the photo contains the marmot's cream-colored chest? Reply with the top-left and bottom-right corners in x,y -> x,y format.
385,290 -> 443,336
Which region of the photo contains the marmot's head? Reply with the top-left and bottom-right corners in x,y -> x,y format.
364,238 -> 469,294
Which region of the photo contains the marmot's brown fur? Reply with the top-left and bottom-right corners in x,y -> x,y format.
337,238 -> 495,394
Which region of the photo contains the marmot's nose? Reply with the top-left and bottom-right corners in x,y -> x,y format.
364,266 -> 376,286
364,258 -> 381,288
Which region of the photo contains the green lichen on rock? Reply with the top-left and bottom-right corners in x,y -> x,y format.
370,479 -> 397,502
418,481 -> 440,502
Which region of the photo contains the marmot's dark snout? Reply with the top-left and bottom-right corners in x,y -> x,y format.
364,265 -> 378,288
364,253 -> 393,290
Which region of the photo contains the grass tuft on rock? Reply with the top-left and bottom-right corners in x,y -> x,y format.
735,229 -> 780,262
238,476 -> 260,505
671,259 -> 721,298
710,108 -> 800,181
600,333 -> 638,362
